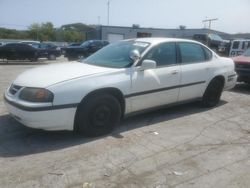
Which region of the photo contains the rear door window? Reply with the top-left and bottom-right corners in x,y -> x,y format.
178,42 -> 206,63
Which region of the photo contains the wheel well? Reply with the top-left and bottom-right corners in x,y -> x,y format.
213,75 -> 225,87
74,88 -> 125,130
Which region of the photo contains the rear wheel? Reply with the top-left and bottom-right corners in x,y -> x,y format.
202,78 -> 224,107
76,94 -> 121,136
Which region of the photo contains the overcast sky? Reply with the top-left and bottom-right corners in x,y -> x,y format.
0,0 -> 249,34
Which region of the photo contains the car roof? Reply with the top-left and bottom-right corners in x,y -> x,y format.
88,40 -> 108,42
20,41 -> 40,43
6,42 -> 29,45
127,37 -> 201,45
231,39 -> 250,42
5,43 -> 36,48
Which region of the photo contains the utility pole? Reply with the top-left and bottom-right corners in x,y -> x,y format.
202,18 -> 218,29
107,0 -> 110,25
36,27 -> 39,41
98,16 -> 101,25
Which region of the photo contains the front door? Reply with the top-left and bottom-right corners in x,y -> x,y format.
130,42 -> 181,112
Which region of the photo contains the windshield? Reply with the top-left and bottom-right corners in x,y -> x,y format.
31,43 -> 40,48
209,34 -> 223,41
83,41 -> 150,68
243,48 -> 250,56
80,41 -> 91,47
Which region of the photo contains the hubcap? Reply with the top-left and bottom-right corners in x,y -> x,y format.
91,105 -> 111,128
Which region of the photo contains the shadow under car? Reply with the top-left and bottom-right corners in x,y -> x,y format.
0,100 -> 227,157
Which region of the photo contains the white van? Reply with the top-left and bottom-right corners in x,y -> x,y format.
229,39 -> 250,57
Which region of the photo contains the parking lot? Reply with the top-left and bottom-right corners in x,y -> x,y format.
0,57 -> 250,188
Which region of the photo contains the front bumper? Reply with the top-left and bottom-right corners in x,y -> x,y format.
4,93 -> 77,131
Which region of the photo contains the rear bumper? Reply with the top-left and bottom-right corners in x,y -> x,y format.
4,94 -> 76,131
224,74 -> 237,90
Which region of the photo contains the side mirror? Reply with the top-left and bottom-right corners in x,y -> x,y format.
129,50 -> 141,62
138,59 -> 156,71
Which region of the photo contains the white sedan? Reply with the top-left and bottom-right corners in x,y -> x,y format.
4,38 -> 237,136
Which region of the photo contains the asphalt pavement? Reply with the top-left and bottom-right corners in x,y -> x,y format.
0,57 -> 250,188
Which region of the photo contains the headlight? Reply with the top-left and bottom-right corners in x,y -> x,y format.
19,88 -> 54,102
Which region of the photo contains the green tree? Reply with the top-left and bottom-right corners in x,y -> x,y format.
62,30 -> 85,42
40,22 -> 55,41
28,23 -> 40,40
0,22 -> 95,42
0,28 -> 29,39
28,22 -> 55,41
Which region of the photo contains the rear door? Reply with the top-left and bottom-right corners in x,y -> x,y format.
177,42 -> 211,101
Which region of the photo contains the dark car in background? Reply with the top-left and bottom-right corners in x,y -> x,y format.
0,43 -> 40,61
232,48 -> 250,84
193,33 -> 228,54
32,43 -> 61,60
20,41 -> 40,46
64,40 -> 109,61
61,42 -> 82,54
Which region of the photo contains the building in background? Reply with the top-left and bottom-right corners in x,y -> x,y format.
87,25 -> 232,43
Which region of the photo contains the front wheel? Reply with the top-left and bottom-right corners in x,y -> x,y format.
67,56 -> 77,61
29,57 -> 38,62
75,94 -> 121,136
202,78 -> 224,107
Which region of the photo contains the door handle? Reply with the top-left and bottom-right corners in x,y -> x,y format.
171,70 -> 179,75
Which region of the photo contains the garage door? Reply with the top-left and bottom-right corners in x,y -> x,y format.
107,34 -> 124,43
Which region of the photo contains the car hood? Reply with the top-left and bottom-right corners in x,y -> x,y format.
13,62 -> 115,88
232,56 -> 250,64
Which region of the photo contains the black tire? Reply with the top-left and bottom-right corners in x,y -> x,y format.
75,94 -> 121,136
29,57 -> 38,62
202,78 -> 224,107
78,54 -> 85,60
244,81 -> 250,85
48,54 -> 56,60
67,57 -> 76,61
